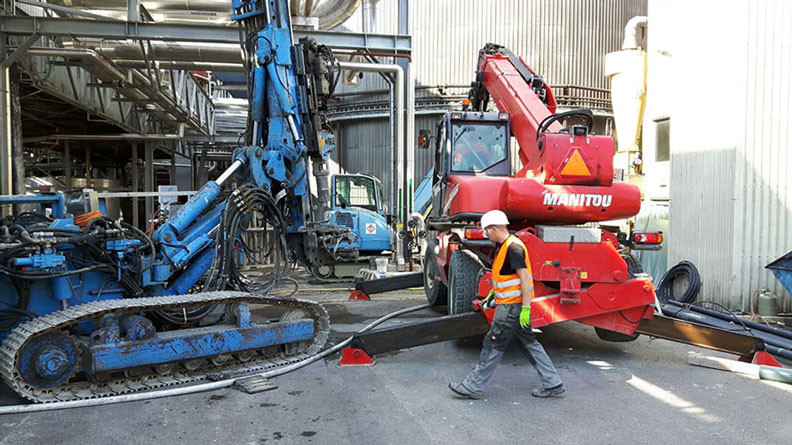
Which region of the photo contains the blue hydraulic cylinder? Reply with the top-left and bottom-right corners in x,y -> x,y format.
158,245 -> 216,295
152,202 -> 224,283
12,250 -> 65,268
252,63 -> 267,125
161,181 -> 222,235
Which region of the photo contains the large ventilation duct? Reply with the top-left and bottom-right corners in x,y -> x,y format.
48,1 -> 231,12
50,0 -> 361,30
291,0 -> 360,30
64,40 -> 243,64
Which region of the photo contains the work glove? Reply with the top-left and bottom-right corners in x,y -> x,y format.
519,305 -> 531,329
482,289 -> 495,309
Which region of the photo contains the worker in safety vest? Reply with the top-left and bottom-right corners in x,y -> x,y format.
449,210 -> 564,400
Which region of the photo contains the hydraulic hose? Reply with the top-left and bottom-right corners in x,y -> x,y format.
662,302 -> 792,361
0,303 -> 433,415
666,300 -> 792,342
655,261 -> 701,304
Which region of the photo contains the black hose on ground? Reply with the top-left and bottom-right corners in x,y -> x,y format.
667,300 -> 792,342
655,260 -> 701,304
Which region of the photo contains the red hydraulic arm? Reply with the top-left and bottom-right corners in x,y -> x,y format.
470,45 -> 561,172
445,44 -> 640,225
470,44 -> 617,187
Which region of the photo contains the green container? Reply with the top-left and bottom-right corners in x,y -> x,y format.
757,289 -> 778,317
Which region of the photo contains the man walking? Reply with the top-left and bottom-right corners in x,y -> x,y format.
449,210 -> 564,400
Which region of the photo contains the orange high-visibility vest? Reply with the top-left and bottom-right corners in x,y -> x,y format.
492,235 -> 532,305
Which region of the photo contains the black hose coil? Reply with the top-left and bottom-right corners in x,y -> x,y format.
655,260 -> 701,304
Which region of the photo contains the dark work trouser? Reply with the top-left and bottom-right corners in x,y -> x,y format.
461,302 -> 562,393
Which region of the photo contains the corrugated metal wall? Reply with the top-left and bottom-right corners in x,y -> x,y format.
337,0 -> 645,92
412,0 -> 645,90
335,0 -> 647,210
734,0 -> 792,312
666,0 -> 792,312
335,114 -> 439,200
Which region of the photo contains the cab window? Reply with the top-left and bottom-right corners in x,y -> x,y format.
335,176 -> 378,212
450,123 -> 508,172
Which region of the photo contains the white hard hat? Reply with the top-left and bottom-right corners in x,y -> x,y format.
480,210 -> 509,229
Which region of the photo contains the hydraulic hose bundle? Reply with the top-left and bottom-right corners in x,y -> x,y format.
204,184 -> 290,294
0,217 -> 156,329
152,184 -> 291,326
655,260 -> 702,304
656,261 -> 792,361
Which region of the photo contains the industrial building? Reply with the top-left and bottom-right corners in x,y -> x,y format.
1,1 -> 791,443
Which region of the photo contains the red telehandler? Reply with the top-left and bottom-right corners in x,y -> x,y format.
419,43 -> 660,340
343,44 -> 771,366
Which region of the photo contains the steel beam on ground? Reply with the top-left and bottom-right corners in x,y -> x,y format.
0,16 -> 411,52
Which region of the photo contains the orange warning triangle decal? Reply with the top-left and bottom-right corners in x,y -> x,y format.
560,149 -> 591,176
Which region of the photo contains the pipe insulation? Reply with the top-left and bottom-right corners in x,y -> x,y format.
0,303 -> 432,415
337,61 -> 404,223
48,1 -> 232,12
65,41 -> 244,64
307,0 -> 360,30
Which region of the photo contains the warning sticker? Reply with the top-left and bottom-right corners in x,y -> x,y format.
365,223 -> 376,234
560,149 -> 591,176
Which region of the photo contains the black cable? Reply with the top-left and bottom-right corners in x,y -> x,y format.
655,260 -> 701,304
687,300 -> 753,332
536,109 -> 595,145
0,264 -> 110,279
154,185 -> 292,326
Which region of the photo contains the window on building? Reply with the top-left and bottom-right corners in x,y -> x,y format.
655,117 -> 670,162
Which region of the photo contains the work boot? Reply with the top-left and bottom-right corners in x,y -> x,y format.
531,383 -> 565,398
448,382 -> 481,400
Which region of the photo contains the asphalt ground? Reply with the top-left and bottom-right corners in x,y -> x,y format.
1,280 -> 791,444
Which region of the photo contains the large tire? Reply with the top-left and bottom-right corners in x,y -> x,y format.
423,239 -> 448,305
621,252 -> 644,278
448,249 -> 484,315
594,251 -> 645,342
